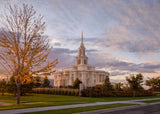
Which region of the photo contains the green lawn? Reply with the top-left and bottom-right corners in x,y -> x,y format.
24,103 -> 136,114
141,99 -> 160,103
0,93 -> 159,110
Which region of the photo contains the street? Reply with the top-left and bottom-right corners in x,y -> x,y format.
108,103 -> 160,114
78,103 -> 160,114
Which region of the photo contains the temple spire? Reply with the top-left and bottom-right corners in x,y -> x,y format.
81,31 -> 83,44
80,31 -> 85,48
76,31 -> 88,65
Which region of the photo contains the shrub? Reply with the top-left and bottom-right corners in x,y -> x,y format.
81,89 -> 153,97
32,88 -> 79,96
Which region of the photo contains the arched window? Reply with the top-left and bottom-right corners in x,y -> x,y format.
84,60 -> 86,64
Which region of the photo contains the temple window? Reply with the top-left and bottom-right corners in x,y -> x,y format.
63,80 -> 65,86
78,59 -> 81,64
79,73 -> 82,80
84,60 -> 86,64
87,78 -> 89,86
71,77 -> 74,83
99,75 -> 102,82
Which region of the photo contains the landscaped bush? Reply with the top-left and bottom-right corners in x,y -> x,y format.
81,89 -> 153,97
32,88 -> 79,96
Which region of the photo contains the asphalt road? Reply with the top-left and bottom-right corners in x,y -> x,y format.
76,102 -> 160,114
101,104 -> 160,114
109,104 -> 160,114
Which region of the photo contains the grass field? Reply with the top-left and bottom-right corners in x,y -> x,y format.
0,93 -> 159,110
141,99 -> 160,103
24,103 -> 136,114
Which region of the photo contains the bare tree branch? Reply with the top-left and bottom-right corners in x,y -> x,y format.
0,3 -> 58,104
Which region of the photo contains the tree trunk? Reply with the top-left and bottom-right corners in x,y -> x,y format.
17,83 -> 21,104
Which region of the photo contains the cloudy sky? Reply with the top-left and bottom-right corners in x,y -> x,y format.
0,0 -> 160,81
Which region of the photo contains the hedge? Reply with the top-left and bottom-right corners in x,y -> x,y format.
81,89 -> 153,97
32,88 -> 79,96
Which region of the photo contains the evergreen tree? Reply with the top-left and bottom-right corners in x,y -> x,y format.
103,76 -> 113,90
73,78 -> 82,89
43,76 -> 50,87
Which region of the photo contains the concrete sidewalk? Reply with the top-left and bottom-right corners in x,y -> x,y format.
0,102 -> 14,105
0,98 -> 160,114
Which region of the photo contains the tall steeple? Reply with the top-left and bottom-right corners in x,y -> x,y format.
81,31 -> 83,44
76,31 -> 88,65
80,31 -> 85,48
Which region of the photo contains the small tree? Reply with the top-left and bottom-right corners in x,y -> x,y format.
114,82 -> 123,91
146,77 -> 160,91
73,78 -> 82,89
122,84 -> 131,91
8,75 -> 34,96
126,73 -> 143,91
0,3 -> 58,104
42,76 -> 50,87
0,79 -> 7,96
103,76 -> 113,90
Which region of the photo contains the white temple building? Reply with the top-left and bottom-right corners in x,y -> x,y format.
54,32 -> 109,88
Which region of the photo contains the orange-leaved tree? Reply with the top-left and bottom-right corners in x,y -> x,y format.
0,3 -> 58,104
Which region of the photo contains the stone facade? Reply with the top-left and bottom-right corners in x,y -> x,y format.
54,32 -> 109,88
